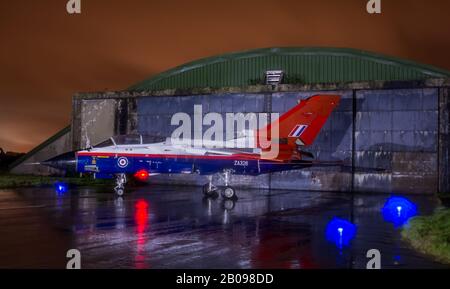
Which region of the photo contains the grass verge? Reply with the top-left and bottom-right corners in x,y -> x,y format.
0,173 -> 112,189
401,208 -> 450,264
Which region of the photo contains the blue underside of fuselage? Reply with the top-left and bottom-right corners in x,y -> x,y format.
76,155 -> 312,177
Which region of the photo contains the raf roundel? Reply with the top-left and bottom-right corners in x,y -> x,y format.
117,157 -> 129,168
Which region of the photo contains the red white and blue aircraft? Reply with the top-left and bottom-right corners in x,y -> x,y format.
41,94 -> 341,198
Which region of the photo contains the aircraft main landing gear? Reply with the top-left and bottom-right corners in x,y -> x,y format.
114,173 -> 127,196
203,170 -> 237,199
220,170 -> 237,199
203,175 -> 218,197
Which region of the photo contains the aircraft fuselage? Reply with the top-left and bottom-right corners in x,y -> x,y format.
76,150 -> 313,177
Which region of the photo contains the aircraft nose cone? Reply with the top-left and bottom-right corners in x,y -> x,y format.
42,151 -> 77,171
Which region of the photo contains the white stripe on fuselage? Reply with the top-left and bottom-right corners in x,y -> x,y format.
81,136 -> 260,157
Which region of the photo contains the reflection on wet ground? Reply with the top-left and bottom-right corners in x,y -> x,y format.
0,185 -> 447,269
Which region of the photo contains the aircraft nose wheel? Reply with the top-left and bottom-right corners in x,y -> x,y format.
114,173 -> 127,196
115,187 -> 125,196
221,186 -> 237,199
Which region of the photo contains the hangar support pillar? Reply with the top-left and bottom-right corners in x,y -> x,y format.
439,88 -> 450,194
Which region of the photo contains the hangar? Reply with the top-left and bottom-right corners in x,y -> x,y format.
10,47 -> 450,194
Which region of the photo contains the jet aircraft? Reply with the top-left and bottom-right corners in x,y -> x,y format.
41,94 -> 341,198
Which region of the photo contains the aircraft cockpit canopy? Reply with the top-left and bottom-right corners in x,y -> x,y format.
93,134 -> 166,148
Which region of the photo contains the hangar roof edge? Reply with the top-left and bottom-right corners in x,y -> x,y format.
75,78 -> 450,99
128,47 -> 450,91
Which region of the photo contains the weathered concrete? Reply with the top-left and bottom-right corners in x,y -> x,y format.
439,88 -> 450,194
10,128 -> 71,175
72,98 -> 137,149
80,99 -> 116,148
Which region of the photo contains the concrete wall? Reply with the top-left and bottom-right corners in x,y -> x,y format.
71,80 -> 449,194
80,99 -> 117,148
439,87 -> 450,194
11,129 -> 71,175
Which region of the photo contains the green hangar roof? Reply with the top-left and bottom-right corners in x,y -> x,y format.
129,47 -> 450,91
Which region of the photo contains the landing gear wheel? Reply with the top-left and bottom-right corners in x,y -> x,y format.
114,173 -> 127,197
115,187 -> 124,196
202,183 -> 217,197
222,199 -> 236,211
221,186 -> 237,199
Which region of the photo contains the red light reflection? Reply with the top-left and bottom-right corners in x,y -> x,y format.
134,199 -> 149,268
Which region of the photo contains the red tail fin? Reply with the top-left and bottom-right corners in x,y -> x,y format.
257,94 -> 340,159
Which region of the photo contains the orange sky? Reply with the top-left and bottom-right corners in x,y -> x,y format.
1,0 -> 450,152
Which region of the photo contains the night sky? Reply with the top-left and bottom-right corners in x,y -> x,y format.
1,0 -> 450,152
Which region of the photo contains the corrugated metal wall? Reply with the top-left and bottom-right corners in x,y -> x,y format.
130,48 -> 450,91
354,88 -> 439,193
135,87 -> 440,194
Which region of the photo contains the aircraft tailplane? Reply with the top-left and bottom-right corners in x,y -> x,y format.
257,94 -> 341,160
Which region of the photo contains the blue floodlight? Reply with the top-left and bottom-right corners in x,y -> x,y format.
54,182 -> 68,195
382,196 -> 418,227
325,217 -> 357,249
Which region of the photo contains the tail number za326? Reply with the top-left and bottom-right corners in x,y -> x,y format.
234,160 -> 248,167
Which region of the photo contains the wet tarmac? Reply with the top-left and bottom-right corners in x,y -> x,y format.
0,184 -> 448,269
